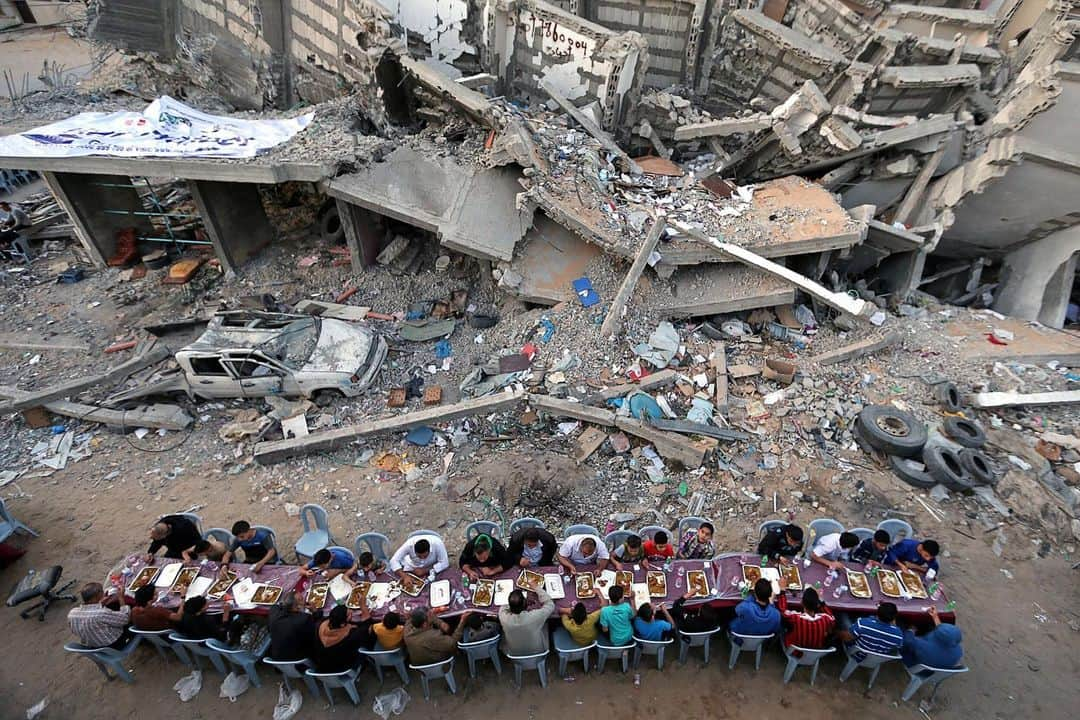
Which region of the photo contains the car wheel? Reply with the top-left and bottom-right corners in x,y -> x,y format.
319,204 -> 344,245
941,417 -> 986,448
851,419 -> 877,455
923,443 -> 973,492
933,382 -> 962,412
959,448 -> 996,486
887,455 -> 938,490
857,405 -> 928,458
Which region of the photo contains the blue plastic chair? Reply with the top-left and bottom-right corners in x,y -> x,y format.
262,658 -> 320,695
637,525 -> 668,541
758,520 -> 786,537
206,634 -> 271,687
877,519 -> 914,543
809,518 -> 845,541
553,627 -> 593,676
354,532 -> 391,563
901,663 -> 969,701
359,646 -> 410,684
305,666 -> 362,706
410,657 -> 457,699
564,524 -> 600,538
605,530 -> 635,553
677,516 -> 710,540
633,636 -> 674,670
0,498 -> 38,543
678,628 -> 719,664
595,632 -> 635,673
507,650 -> 548,688
849,527 -> 875,543
466,520 -> 501,540
838,644 -> 900,688
64,637 -> 143,683
458,635 -> 502,678
167,633 -> 228,674
727,631 -> 772,670
204,528 -> 235,548
129,627 -> 179,664
407,529 -> 441,540
294,504 -> 332,561
509,517 -> 545,534
782,644 -> 835,684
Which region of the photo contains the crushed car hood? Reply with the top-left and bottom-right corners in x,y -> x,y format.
301,318 -> 375,373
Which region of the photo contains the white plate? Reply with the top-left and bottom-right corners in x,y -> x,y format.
329,574 -> 353,602
543,574 -> 565,599
185,576 -> 213,599
596,569 -> 617,590
430,580 -> 451,607
231,577 -> 257,608
154,562 -> 182,588
493,579 -> 515,606
631,582 -> 650,608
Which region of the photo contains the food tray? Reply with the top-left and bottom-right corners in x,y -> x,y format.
575,572 -> 595,599
543,574 -> 565,600
686,570 -> 710,598
127,566 -> 160,594
170,567 -> 201,596
400,573 -> 426,597
877,569 -> 902,598
516,569 -> 544,592
207,571 -> 238,600
846,569 -> 872,599
615,571 -> 634,592
345,582 -> 370,610
741,565 -> 762,585
780,564 -> 802,590
306,582 -> 330,610
251,585 -> 283,605
430,580 -> 451,607
646,571 -> 667,597
471,579 -> 495,607
898,569 -> 928,599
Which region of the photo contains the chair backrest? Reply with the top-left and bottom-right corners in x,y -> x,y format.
910,664 -> 969,680
458,635 -> 500,650
876,519 -> 914,543
730,631 -> 772,650
677,517 -> 710,539
408,529 -> 441,540
852,647 -> 901,667
354,532 -> 391,562
509,518 -> 545,535
168,633 -> 207,648
605,530 -> 635,552
809,518 -> 845,540
177,513 -> 203,533
758,520 -> 786,537
564,524 -> 600,538
306,667 -> 357,679
130,627 -> 172,638
64,642 -> 99,654
252,525 -> 278,551
204,528 -> 235,547
299,504 -> 330,534
466,520 -> 501,541
637,525 -> 668,541
263,658 -> 309,677
788,645 -> 835,661
410,657 -> 454,672
679,628 -> 719,639
634,637 -> 673,647
848,527 -> 875,543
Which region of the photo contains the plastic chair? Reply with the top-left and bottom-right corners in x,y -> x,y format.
877,519 -> 914,543
506,650 -> 548,688
605,530 -> 635,553
358,646 -> 410,684
782,644 -> 836,684
410,657 -> 457,700
294,504 -> 332,561
204,528 -> 235,548
64,636 -> 142,683
163,512 -> 202,535
727,631 -> 772,670
849,527 -> 875,543
838,644 -> 900,688
263,658 -> 320,696
758,520 -> 786,537
207,634 -> 271,687
633,636 -> 674,670
564,524 -> 600,538
677,517 -> 710,540
252,525 -> 282,564
808,518 -> 844,541
637,525 -> 667,541
458,635 -> 502,678
305,666 -> 362,706
354,532 -> 391,563
509,517 -> 545,534
0,498 -> 39,542
595,633 -> 635,673
553,627 -> 593,676
678,628 -> 720,664
129,627 -> 178,664
901,663 -> 969,701
167,633 -> 228,674
465,520 -> 501,540
408,529 -> 442,540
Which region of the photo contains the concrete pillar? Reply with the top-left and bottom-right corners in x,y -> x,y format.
41,171 -> 154,267
877,248 -> 929,303
336,199 -> 385,271
188,180 -> 274,274
993,226 -> 1079,329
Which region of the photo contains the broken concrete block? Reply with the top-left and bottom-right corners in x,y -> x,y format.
819,116 -> 863,151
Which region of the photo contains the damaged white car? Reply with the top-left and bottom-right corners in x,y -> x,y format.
110,311 -> 387,403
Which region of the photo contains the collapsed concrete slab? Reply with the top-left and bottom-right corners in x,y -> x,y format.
501,213 -> 603,304
655,264 -> 796,318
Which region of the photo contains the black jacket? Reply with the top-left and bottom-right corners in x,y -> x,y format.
148,515 -> 201,559
458,536 -> 510,572
268,606 -> 316,661
757,525 -> 804,561
506,528 -> 558,567
671,597 -> 719,633
177,612 -> 226,642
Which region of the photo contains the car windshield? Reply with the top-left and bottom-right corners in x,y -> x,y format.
258,317 -> 319,369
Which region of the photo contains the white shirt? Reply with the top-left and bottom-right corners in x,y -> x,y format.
389,534 -> 449,574
558,534 -> 609,564
812,533 -> 848,562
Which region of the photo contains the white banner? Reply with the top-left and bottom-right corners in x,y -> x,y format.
0,96 -> 314,159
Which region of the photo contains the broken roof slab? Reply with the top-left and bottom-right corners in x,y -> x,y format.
655,264 -> 796,318
878,64 -> 982,88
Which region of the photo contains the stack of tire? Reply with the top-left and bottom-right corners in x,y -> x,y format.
854,405 -> 996,492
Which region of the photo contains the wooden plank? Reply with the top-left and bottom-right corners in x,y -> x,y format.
615,417 -> 707,469
528,394 -> 616,426
0,385 -> 191,430
893,145 -> 947,226
594,369 -> 680,401
575,427 -> 608,464
600,217 -> 665,337
254,389 -> 525,464
647,418 -> 750,441
970,390 -> 1080,409
711,344 -> 728,416
539,79 -> 641,175
811,331 -> 902,366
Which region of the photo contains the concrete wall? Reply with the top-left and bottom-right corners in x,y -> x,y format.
89,0 -> 173,54
375,0 -> 474,64
784,0 -> 870,56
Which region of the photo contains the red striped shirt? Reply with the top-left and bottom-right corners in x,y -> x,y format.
776,594 -> 835,649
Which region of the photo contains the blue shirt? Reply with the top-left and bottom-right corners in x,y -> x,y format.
599,603 -> 634,646
885,539 -> 939,572
307,548 -> 353,570
849,616 -> 904,660
729,597 -> 781,637
901,623 -> 963,669
633,616 -> 672,641
230,529 -> 272,562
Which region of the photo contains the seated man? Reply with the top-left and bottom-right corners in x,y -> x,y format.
131,585 -> 179,631
599,585 -> 636,646
268,592 -> 315,660
389,536 -> 450,579
643,531 -> 675,563
776,587 -> 834,649
499,587 -> 554,655
669,592 -> 720,633
68,582 -> 132,649
145,514 -> 201,561
403,608 -> 467,665
611,534 -> 648,569
506,526 -> 558,568
837,601 -> 904,660
558,590 -> 606,646
373,611 -> 405,650
357,551 -> 386,578
461,612 -> 501,643
459,533 -> 509,580
632,602 -> 674,641
757,523 -> 804,562
557,533 -> 610,572
176,596 -> 230,642
311,605 -> 368,673
677,522 -> 715,560
850,530 -> 890,565
299,547 -> 357,580
729,579 -> 781,639
222,521 -> 277,572
901,606 -> 963,669
810,531 -> 860,570
182,537 -> 226,563
885,538 -> 941,576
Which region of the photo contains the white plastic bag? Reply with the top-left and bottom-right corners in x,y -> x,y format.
174,670 -> 202,702
372,688 -> 411,720
272,683 -> 303,720
219,671 -> 250,701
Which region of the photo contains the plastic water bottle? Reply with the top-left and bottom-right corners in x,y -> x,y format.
760,555 -> 769,568
928,583 -> 941,600
833,584 -> 847,599
823,570 -> 836,588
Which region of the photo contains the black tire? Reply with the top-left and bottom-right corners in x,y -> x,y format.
923,443 -> 973,492
941,417 -> 986,448
933,382 -> 962,412
857,405 -> 928,458
888,455 -> 938,490
959,448 -> 996,486
852,419 -> 878,455
319,204 -> 344,244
